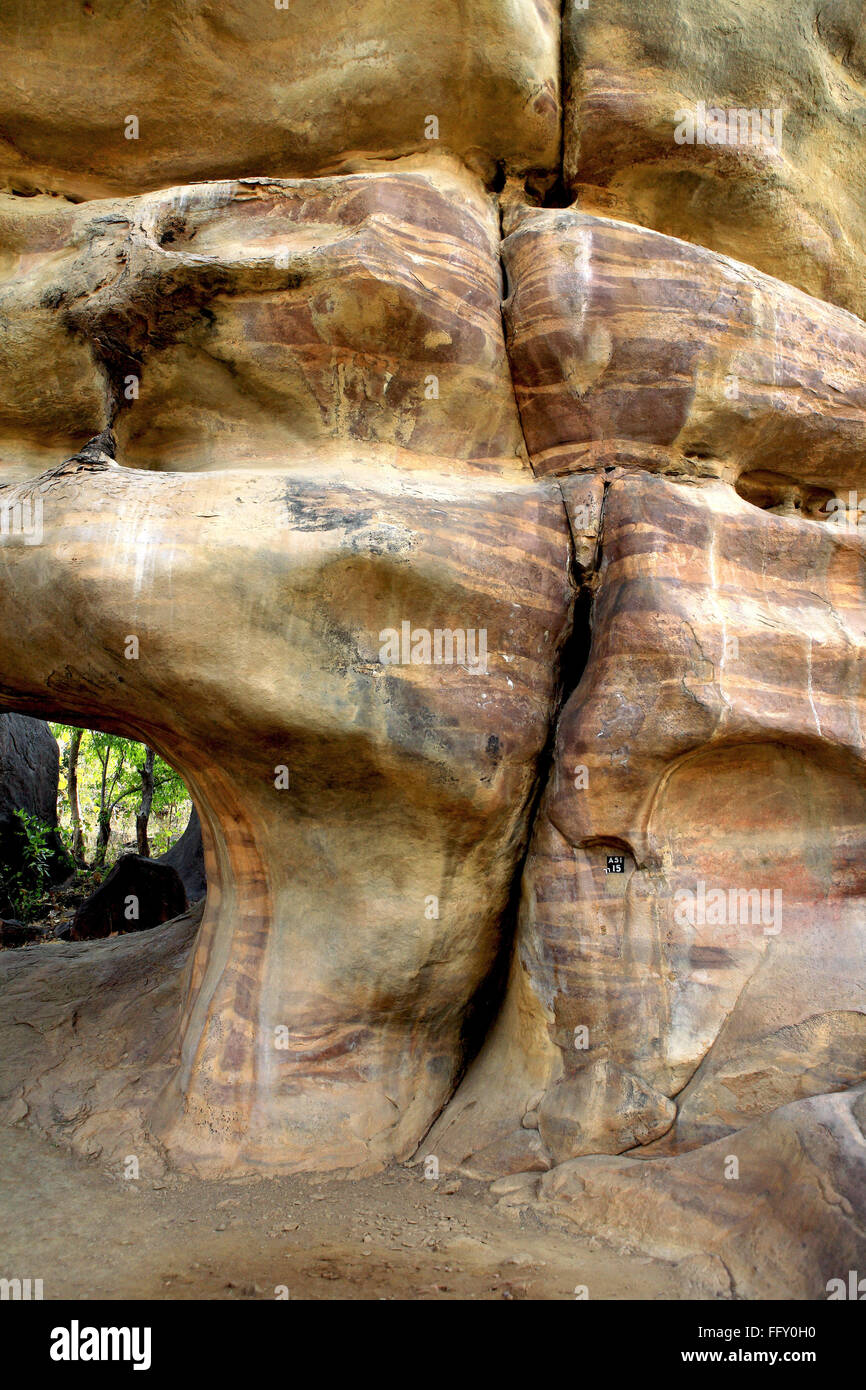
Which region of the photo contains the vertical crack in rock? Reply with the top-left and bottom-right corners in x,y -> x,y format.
414,186 -> 592,1146
415,199 -> 607,1175
425,166 -> 866,1185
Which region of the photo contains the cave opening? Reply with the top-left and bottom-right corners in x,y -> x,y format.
0,712 -> 205,948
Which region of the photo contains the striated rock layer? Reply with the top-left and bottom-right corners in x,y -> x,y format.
427,209 -> 866,1179
0,161 -> 527,480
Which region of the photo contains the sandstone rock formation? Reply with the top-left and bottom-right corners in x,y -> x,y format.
159,807 -> 206,903
494,1084 -> 866,1299
0,0 -> 865,1293
425,207 -> 866,1179
0,905 -> 203,1162
0,417 -> 569,1172
0,0 -> 559,200
564,0 -> 866,319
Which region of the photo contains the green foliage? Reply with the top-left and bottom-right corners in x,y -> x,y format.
50,725 -> 191,866
1,809 -> 55,921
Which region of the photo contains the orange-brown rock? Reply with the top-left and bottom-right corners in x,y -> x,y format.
429,210 -> 866,1177
563,0 -> 866,318
1,0 -> 865,1299
501,206 -> 866,487
0,441 -> 571,1173
0,0 -> 560,200
0,161 -> 527,481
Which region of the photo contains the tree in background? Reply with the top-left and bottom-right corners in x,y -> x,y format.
51,726 -> 190,867
136,745 -> 156,857
65,726 -> 85,864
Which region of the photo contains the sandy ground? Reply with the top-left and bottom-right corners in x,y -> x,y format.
0,1125 -> 700,1301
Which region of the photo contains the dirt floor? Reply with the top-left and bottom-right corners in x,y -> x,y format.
0,1125 -> 700,1301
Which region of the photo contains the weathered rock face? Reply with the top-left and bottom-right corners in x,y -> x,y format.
425,210 -> 866,1174
159,808 -> 206,903
499,206 -> 866,486
0,906 -> 203,1162
564,0 -> 866,319
0,165 -> 573,1173
0,0 -> 559,201
0,163 -> 528,480
525,1085 -> 866,1300
537,1061 -> 677,1162
0,0 -> 865,1288
0,433 -> 570,1172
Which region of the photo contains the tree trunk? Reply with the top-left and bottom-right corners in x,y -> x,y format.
95,813 -> 111,867
67,727 -> 84,864
136,746 -> 156,857
94,751 -> 110,866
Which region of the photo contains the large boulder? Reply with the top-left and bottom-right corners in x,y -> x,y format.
70,855 -> 188,942
537,1062 -> 677,1163
159,807 -> 206,903
527,1085 -> 866,1301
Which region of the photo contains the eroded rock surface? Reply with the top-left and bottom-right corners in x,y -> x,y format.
564,0 -> 866,319
427,209 -> 866,1177
0,0 -> 865,1294
0,447 -> 571,1173
0,162 -> 528,480
0,907 -> 202,1167
0,0 -> 559,199
526,1085 -> 866,1300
